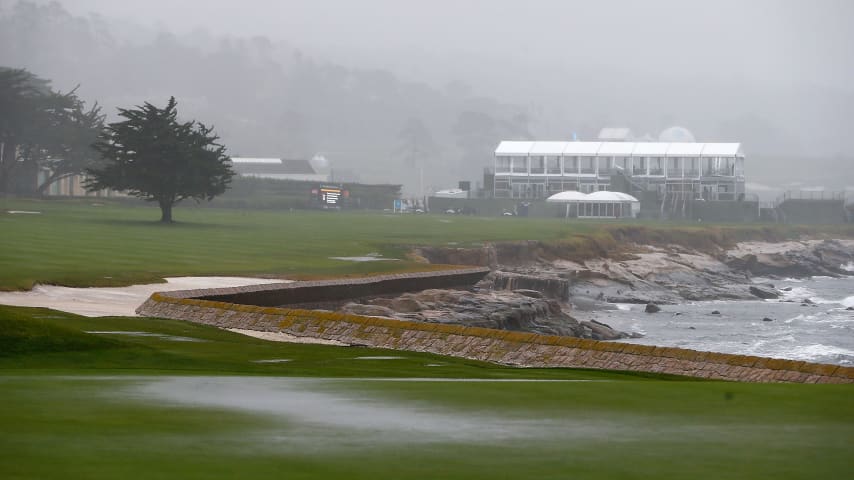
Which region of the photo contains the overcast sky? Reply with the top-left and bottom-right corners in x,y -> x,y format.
58,0 -> 854,95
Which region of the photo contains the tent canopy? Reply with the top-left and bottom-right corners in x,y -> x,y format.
547,190 -> 639,203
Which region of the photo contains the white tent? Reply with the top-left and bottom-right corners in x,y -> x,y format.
546,190 -> 589,202
547,190 -> 639,218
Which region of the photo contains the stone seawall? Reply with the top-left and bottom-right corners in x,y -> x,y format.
187,268 -> 491,307
137,272 -> 854,384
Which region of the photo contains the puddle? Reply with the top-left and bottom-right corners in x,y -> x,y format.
252,359 -> 292,364
6,210 -> 41,214
85,331 -> 205,342
329,256 -> 398,262
127,376 -> 610,445
354,356 -> 406,360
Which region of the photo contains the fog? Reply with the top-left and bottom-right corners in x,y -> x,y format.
2,0 -> 852,194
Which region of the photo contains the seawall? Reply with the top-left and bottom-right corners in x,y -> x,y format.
136,269 -> 854,384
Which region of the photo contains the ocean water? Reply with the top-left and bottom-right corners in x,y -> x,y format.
582,275 -> 854,366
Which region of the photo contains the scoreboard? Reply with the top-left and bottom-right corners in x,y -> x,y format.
313,184 -> 347,208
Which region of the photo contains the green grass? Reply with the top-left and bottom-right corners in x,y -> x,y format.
3,197 -> 851,291
0,197 -> 585,290
0,305 -> 852,479
2,199 -> 854,479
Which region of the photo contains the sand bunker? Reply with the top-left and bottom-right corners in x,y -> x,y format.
228,328 -> 348,346
0,276 -> 286,317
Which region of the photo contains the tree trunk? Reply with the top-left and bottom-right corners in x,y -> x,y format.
159,199 -> 174,223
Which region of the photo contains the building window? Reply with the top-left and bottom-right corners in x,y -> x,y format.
650,157 -> 663,175
496,156 -> 511,173
530,156 -> 545,174
598,157 -> 611,175
564,156 -> 579,174
546,156 -> 561,174
668,157 -> 681,177
511,157 -> 527,173
633,157 -> 647,175
580,156 -> 595,174
686,158 -> 699,177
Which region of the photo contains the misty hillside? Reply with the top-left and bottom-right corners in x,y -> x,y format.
2,0 -> 852,196
0,1 -> 531,194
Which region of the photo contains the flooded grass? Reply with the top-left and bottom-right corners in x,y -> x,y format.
1,374 -> 852,480
1,305 -> 853,478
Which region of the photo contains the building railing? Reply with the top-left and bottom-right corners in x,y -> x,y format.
775,190 -> 846,206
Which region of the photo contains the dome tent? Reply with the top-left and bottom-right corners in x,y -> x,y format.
547,190 -> 639,218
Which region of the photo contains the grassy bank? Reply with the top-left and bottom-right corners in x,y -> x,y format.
3,198 -> 853,291
1,305 -> 852,480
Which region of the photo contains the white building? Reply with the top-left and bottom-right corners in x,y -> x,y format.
492,141 -> 745,201
229,156 -> 331,182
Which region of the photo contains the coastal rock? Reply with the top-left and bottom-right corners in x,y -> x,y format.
711,310 -> 721,315
579,319 -> 635,341
338,288 -> 631,339
749,286 -> 779,299
762,317 -> 774,322
724,239 -> 854,278
644,303 -> 661,313
341,303 -> 396,318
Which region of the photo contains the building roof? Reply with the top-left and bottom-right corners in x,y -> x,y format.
230,157 -> 282,164
546,190 -> 639,203
700,143 -> 742,156
586,191 -> 639,202
495,141 -> 743,157
529,141 -> 570,155
494,141 -> 534,156
545,190 -> 588,202
666,143 -> 705,156
597,142 -> 636,156
230,157 -> 318,175
562,142 -> 602,156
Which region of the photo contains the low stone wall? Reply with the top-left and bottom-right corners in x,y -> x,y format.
137,279 -> 854,384
172,268 -> 491,307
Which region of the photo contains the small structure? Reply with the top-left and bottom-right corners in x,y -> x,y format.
546,190 -> 639,218
433,188 -> 469,198
230,157 -> 330,182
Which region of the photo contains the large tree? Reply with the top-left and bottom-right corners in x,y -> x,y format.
0,67 -> 104,195
85,97 -> 234,223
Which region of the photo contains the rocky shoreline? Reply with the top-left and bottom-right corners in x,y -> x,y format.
335,238 -> 854,341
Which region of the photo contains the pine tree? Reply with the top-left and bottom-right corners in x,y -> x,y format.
85,97 -> 234,223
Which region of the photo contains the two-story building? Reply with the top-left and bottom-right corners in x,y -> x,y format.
492,141 -> 744,202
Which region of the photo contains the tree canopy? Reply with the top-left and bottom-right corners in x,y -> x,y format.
85,97 -> 235,223
0,66 -> 104,195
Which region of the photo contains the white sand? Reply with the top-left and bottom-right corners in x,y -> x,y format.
0,276 -> 287,317
227,328 -> 348,346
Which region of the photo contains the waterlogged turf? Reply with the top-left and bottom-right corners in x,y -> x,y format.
0,198 -> 587,290
1,305 -> 853,479
1,375 -> 852,480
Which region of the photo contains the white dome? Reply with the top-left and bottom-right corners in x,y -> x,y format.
546,190 -> 588,202
310,154 -> 330,172
658,126 -> 696,143
585,191 -> 639,202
